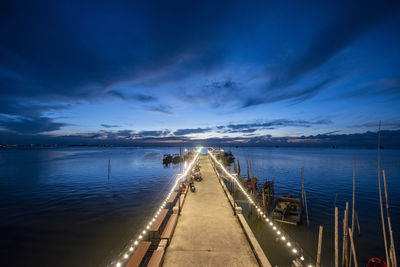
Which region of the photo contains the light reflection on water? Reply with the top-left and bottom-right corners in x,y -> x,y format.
0,147 -> 398,266
0,147 -> 181,267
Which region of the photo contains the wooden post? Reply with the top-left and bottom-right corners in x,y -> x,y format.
304,190 -> 310,226
108,159 -> 111,179
301,167 -> 305,207
348,227 -> 358,267
383,169 -> 397,267
378,123 -> 390,266
342,202 -> 349,267
355,211 -> 361,236
246,159 -> 250,181
316,225 -> 323,267
349,157 -> 356,267
335,207 -> 339,267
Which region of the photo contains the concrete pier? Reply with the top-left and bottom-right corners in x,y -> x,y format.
163,155 -> 260,267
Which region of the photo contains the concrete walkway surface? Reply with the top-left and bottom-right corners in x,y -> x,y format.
163,155 -> 259,267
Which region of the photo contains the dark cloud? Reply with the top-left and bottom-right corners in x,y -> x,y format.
178,79 -> 240,108
224,128 -> 258,134
242,77 -> 337,107
135,130 -> 171,137
173,128 -> 212,136
349,122 -> 400,129
338,78 -> 400,99
0,1 -> 231,101
223,119 -> 332,132
268,1 -> 400,88
148,105 -> 173,114
0,116 -> 68,134
107,90 -> 156,102
101,124 -> 120,128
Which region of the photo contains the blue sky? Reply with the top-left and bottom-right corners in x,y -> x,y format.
0,1 -> 400,144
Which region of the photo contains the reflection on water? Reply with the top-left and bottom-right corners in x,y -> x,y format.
0,147 -> 182,267
0,147 -> 398,266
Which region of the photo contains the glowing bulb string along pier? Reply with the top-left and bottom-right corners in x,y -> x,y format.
208,150 -> 312,266
111,153 -> 199,267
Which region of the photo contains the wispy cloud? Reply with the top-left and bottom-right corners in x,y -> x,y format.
148,105 -> 173,114
173,128 -> 212,136
100,124 -> 120,128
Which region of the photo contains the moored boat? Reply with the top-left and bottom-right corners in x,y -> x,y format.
272,195 -> 302,225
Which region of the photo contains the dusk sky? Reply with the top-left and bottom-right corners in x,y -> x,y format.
1,1 -> 400,144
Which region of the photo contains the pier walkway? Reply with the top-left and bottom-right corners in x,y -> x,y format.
163,154 -> 259,267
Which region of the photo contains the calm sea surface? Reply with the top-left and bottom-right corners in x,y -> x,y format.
0,147 -> 399,266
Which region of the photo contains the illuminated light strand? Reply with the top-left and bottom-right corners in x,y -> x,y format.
111,153 -> 199,267
208,150 -> 310,265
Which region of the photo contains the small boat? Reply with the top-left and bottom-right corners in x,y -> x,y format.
272,195 -> 302,225
367,257 -> 387,267
172,154 -> 183,164
163,154 -> 173,164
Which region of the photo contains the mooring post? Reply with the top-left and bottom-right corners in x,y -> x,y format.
383,169 -> 397,267
178,185 -> 181,215
342,202 -> 349,267
335,206 -> 339,267
348,227 -> 358,267
316,225 -> 323,267
304,191 -> 310,226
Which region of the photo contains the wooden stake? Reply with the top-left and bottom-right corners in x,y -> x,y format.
348,227 -> 358,267
246,159 -> 250,181
108,159 -> 111,179
355,211 -> 361,236
342,202 -> 349,267
378,123 -> 390,266
304,190 -> 310,226
301,167 -> 305,207
349,157 -> 356,267
335,207 -> 339,267
316,225 -> 323,267
383,169 -> 397,267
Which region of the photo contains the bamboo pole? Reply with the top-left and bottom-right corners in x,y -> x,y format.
301,167 -> 305,207
335,207 -> 339,267
342,202 -> 349,267
246,159 -> 250,181
348,227 -> 358,267
316,225 -> 323,267
383,169 -> 397,267
355,211 -> 361,236
349,157 -> 356,267
304,190 -> 310,226
378,123 -> 390,266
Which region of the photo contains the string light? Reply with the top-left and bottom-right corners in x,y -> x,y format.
208,150 -> 310,265
111,153 -> 199,266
